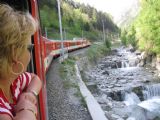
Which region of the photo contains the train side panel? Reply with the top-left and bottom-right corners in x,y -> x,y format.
30,1 -> 48,120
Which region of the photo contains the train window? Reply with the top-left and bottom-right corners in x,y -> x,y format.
0,1 -> 41,119
27,37 -> 36,73
0,0 -> 30,12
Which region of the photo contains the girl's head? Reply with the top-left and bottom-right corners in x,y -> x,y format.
0,4 -> 37,79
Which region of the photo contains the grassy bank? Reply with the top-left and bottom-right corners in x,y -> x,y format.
59,57 -> 87,107
86,42 -> 110,64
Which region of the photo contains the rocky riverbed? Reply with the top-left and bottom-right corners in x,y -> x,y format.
79,46 -> 160,120
46,46 -> 160,120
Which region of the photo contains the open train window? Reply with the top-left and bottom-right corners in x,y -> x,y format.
0,1 -> 41,119
0,0 -> 30,12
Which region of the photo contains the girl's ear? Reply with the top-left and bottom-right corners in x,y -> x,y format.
11,46 -> 18,64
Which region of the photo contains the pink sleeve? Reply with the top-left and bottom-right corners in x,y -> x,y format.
19,72 -> 32,91
11,72 -> 32,100
0,101 -> 13,118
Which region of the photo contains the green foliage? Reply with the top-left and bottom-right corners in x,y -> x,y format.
83,30 -> 99,41
87,43 -> 110,63
128,26 -> 137,47
105,37 -> 112,49
39,4 -> 59,37
120,25 -> 137,47
59,57 -> 76,89
59,56 -> 87,107
120,30 -> 127,46
122,0 -> 160,54
38,0 -> 119,41
61,57 -> 76,66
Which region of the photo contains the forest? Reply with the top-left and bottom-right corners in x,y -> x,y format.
38,0 -> 119,41
121,0 -> 160,55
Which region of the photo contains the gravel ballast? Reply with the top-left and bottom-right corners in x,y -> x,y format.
46,59 -> 92,120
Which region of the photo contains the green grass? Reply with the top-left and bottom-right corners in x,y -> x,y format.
59,56 -> 88,108
86,43 -> 110,64
59,57 -> 76,80
74,87 -> 87,108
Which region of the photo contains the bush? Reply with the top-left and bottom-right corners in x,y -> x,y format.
105,37 -> 111,49
120,26 -> 137,48
120,30 -> 127,46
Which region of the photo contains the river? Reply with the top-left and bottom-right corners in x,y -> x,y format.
84,46 -> 160,120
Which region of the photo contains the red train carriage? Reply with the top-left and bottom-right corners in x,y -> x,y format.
44,39 -> 91,72
0,0 -> 90,120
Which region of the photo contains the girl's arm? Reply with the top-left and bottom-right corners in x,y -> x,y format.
0,93 -> 37,120
14,94 -> 37,120
0,115 -> 12,120
26,73 -> 42,95
15,73 -> 42,119
21,73 -> 42,107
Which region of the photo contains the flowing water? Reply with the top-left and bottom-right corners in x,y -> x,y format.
85,47 -> 160,120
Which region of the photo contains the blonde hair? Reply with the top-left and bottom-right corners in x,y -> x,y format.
0,4 -> 37,78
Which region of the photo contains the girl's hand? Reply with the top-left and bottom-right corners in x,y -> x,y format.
15,92 -> 37,114
23,92 -> 37,104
